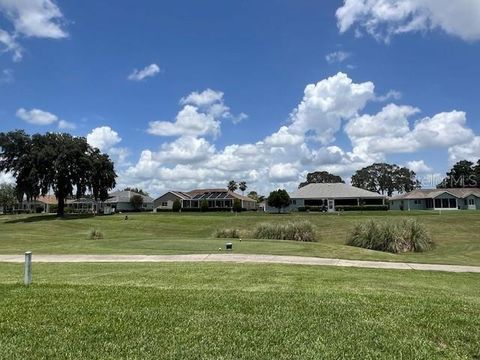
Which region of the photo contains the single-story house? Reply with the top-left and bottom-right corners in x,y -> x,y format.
266,183 -> 386,213
17,195 -> 58,213
104,190 -> 154,212
389,188 -> 480,211
154,188 -> 257,211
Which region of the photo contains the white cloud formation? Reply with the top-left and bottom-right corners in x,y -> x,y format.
0,0 -> 67,60
155,136 -> 216,164
405,160 -> 432,174
345,104 -> 474,154
87,126 -> 122,151
148,105 -> 220,137
181,89 -> 224,107
288,72 -> 375,144
148,89 -> 247,137
86,126 -> 130,166
128,63 -> 160,81
16,107 -> 75,129
325,50 -> 351,64
448,136 -> 480,164
374,89 -> 402,102
16,107 -> 58,125
58,119 -> 76,130
336,0 -> 480,42
269,163 -> 300,182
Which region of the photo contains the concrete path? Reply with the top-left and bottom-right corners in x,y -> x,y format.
0,254 -> 479,273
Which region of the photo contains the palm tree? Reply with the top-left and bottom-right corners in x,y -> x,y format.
239,181 -> 247,195
227,180 -> 238,192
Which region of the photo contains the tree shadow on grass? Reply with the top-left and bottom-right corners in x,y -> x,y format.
4,214 -> 96,224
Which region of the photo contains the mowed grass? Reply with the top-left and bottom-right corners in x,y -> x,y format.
0,211 -> 479,265
0,262 -> 479,359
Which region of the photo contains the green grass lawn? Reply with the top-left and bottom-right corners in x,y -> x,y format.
0,211 -> 479,265
0,262 -> 478,359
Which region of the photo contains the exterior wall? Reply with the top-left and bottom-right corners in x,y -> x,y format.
266,197 -> 383,213
241,200 -> 258,210
154,193 -> 182,210
266,198 -> 303,213
460,195 -> 480,210
390,199 -> 427,211
115,201 -> 153,212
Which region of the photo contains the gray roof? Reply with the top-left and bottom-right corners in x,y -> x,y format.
289,183 -> 385,199
105,190 -> 154,204
391,188 -> 480,200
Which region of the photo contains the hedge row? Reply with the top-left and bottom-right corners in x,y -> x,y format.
336,205 -> 389,211
297,206 -> 327,212
297,205 -> 388,212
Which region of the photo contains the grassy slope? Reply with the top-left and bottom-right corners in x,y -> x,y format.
0,263 -> 479,359
0,211 -> 479,265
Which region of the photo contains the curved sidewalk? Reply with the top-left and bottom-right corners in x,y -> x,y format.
0,254 -> 479,273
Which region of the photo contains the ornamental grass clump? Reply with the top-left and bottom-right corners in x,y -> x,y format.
214,228 -> 241,239
347,218 -> 433,253
253,221 -> 316,242
88,229 -> 104,240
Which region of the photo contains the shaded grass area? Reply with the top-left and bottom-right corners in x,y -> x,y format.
0,262 -> 479,359
0,211 -> 479,265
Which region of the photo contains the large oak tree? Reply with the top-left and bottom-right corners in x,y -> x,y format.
299,171 -> 344,188
0,130 -> 117,216
351,163 -> 420,196
438,160 -> 478,188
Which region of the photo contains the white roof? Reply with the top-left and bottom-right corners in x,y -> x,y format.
290,183 -> 385,199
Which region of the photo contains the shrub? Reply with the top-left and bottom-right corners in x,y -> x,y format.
253,221 -> 316,242
172,199 -> 182,212
200,200 -> 209,212
214,228 -> 241,239
346,219 -> 433,253
88,229 -> 104,240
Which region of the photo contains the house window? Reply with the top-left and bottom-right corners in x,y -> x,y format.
435,199 -> 441,208
442,198 -> 449,208
449,198 -> 457,208
469,198 -> 475,206
161,202 -> 168,207
292,200 -> 296,205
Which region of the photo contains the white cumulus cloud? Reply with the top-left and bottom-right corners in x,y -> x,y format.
16,107 -> 58,125
148,89 -> 247,137
405,160 -> 433,174
128,63 -> 160,81
336,0 -> 480,42
0,0 -> 67,61
87,126 -> 122,151
16,107 -> 75,129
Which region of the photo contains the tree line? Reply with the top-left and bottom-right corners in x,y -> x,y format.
0,130 -> 117,216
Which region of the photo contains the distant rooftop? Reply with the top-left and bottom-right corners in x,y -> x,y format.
290,183 -> 385,199
159,188 -> 255,202
391,188 -> 480,200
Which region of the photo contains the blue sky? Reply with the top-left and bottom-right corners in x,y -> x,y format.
1,0 -> 480,196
